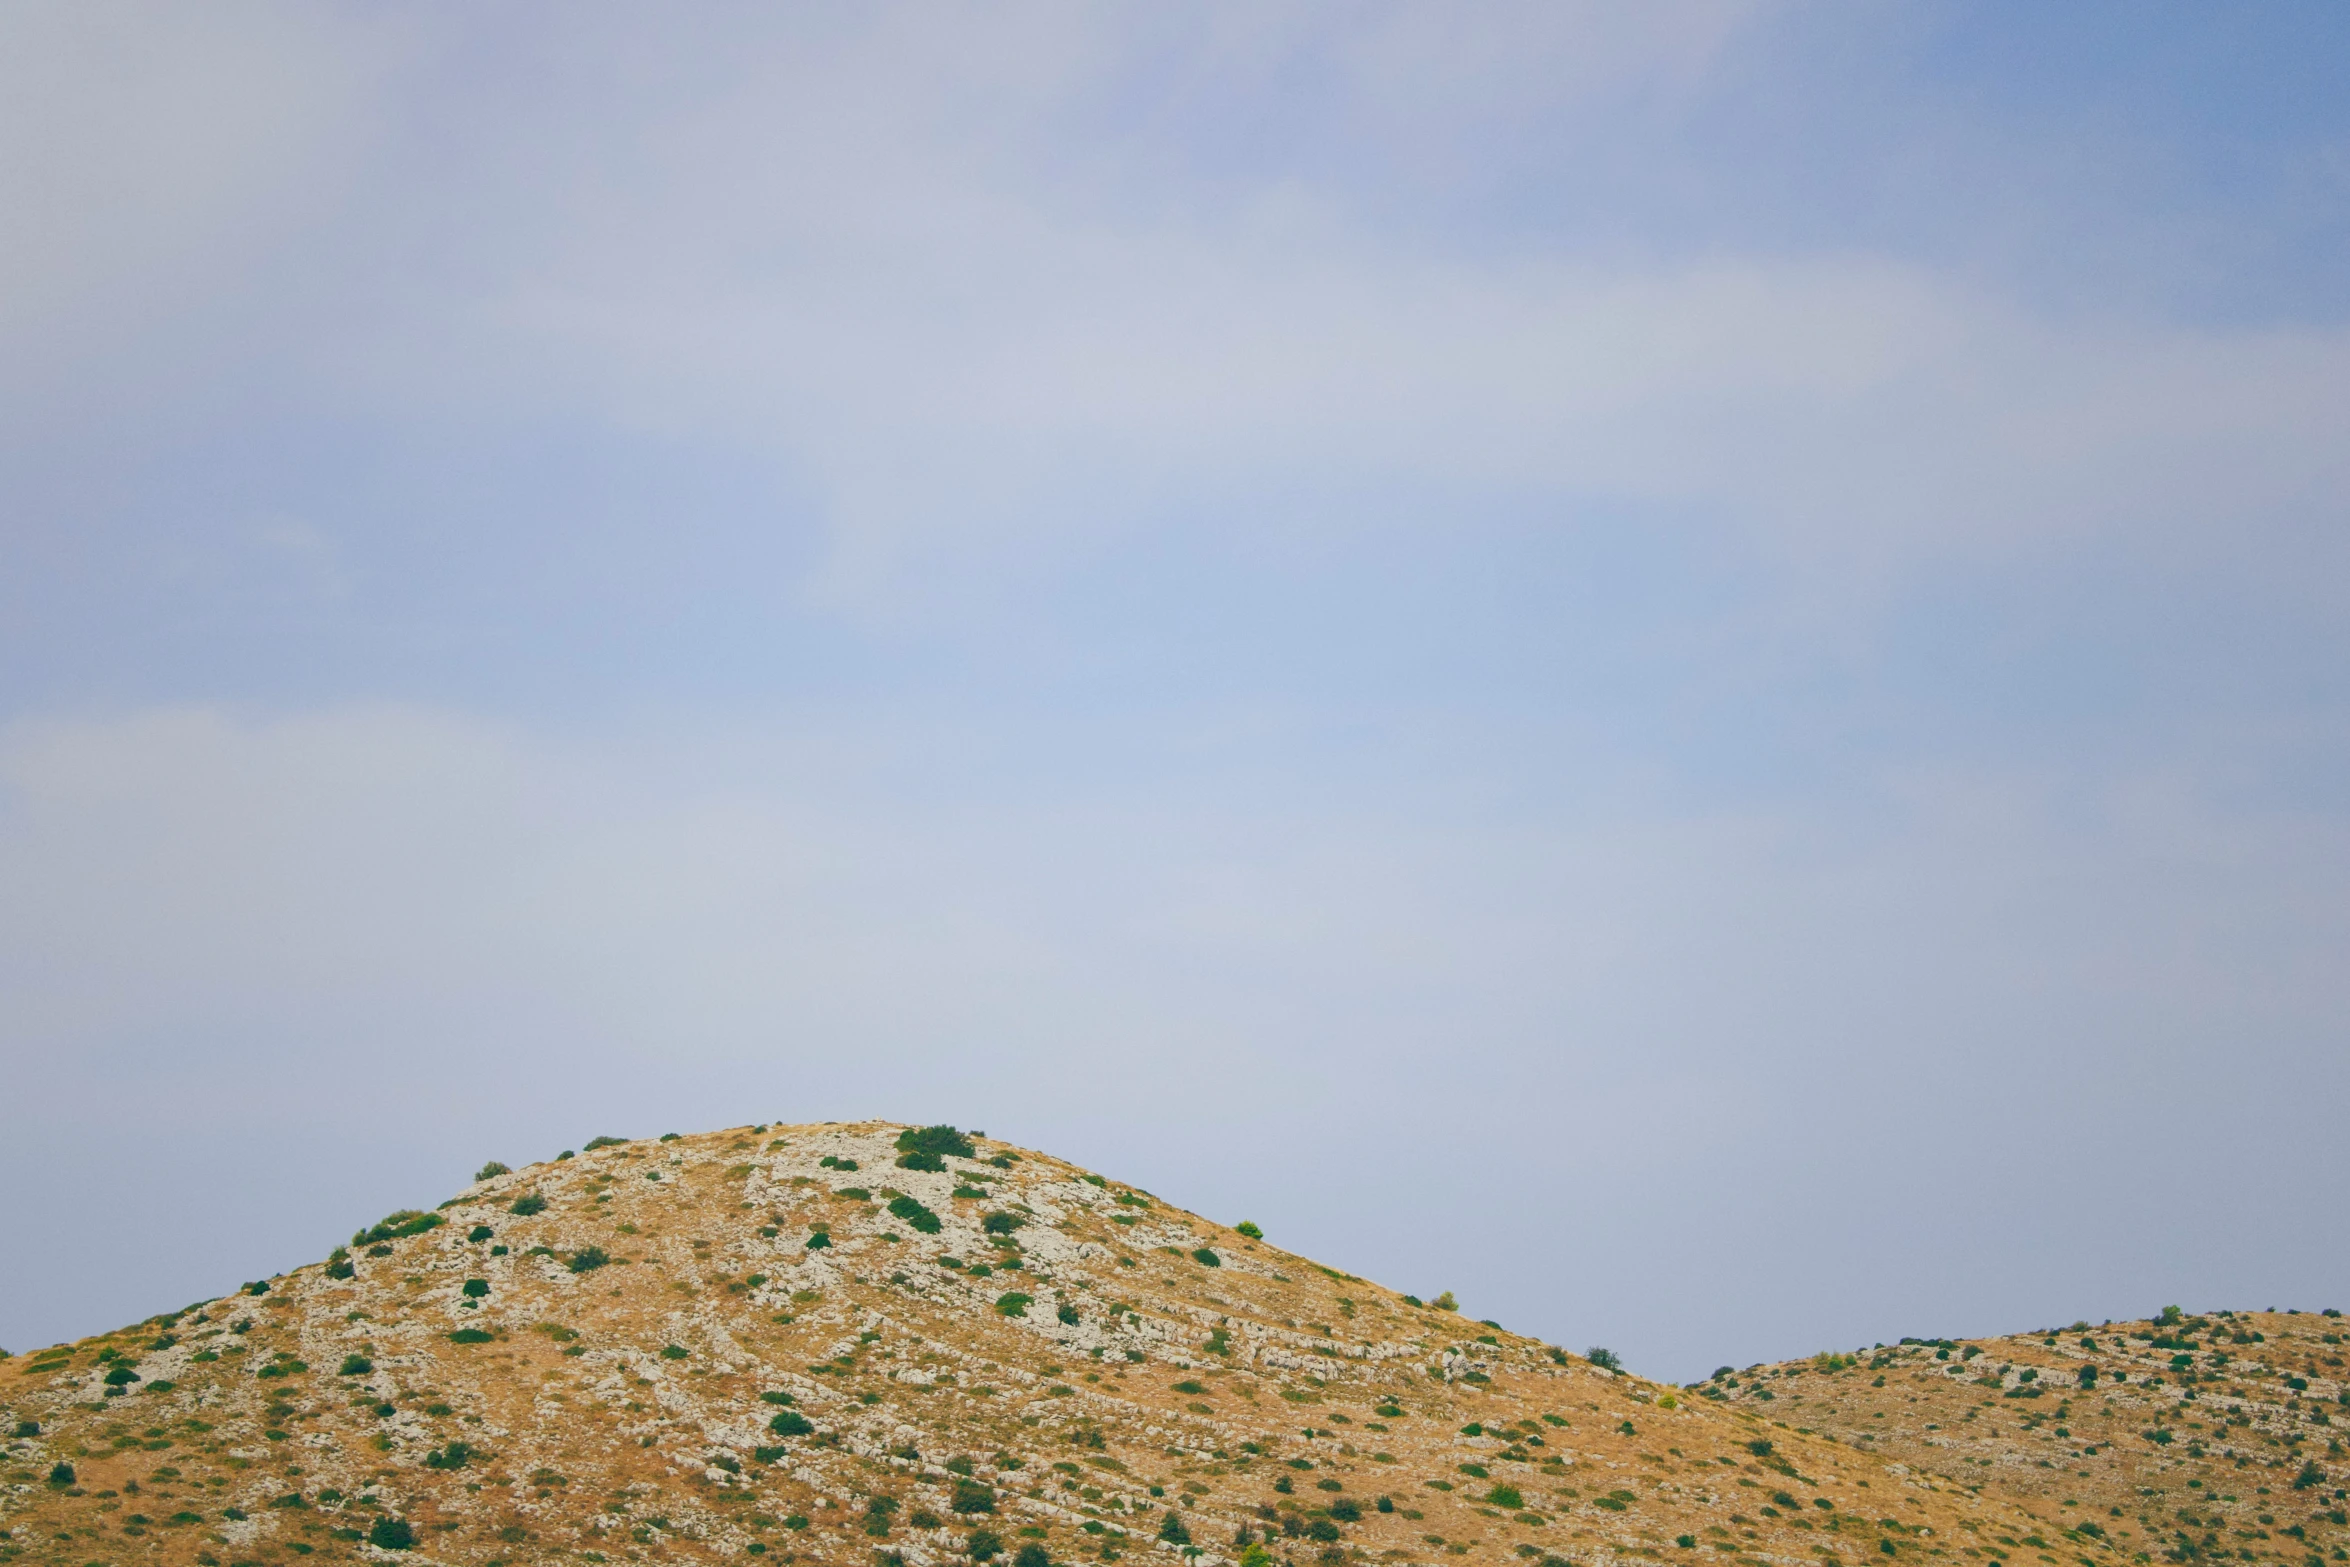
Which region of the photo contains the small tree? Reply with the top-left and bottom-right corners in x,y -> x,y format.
1588,1347 -> 1622,1371
474,1161 -> 510,1181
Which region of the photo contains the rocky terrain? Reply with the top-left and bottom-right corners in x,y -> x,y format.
0,1121 -> 2326,1567
1721,1309 -> 2348,1566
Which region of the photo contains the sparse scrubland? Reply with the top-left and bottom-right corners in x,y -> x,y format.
2,1123 -> 2339,1567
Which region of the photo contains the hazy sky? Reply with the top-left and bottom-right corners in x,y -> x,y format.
5,2 -> 2348,1381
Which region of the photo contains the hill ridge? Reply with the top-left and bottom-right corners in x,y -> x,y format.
3,1120 -> 2307,1567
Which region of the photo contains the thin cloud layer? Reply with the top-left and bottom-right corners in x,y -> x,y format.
3,5 -> 2348,1369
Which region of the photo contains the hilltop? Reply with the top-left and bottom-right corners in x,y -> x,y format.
1721,1310 -> 2348,1563
0,1122 -> 2328,1567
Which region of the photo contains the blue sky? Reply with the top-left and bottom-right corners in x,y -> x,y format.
4,2 -> 2348,1378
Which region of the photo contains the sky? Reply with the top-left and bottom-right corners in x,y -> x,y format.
3,2 -> 2348,1382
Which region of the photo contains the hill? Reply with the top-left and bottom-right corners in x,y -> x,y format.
1718,1310 -> 2348,1566
0,1120 -> 2285,1567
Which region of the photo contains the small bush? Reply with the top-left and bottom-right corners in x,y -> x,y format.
584,1135 -> 627,1150
448,1329 -> 494,1344
1173,1380 -> 1207,1394
1486,1485 -> 1524,1509
983,1211 -> 1024,1236
996,1292 -> 1033,1318
659,1131 -> 682,1141
353,1211 -> 445,1245
339,1355 -> 373,1376
760,1390 -> 796,1405
424,1441 -> 473,1470
1430,1291 -> 1458,1311
1235,1221 -> 1263,1239
1330,1498 -> 1363,1521
1192,1248 -> 1222,1267
805,1232 -> 832,1250
475,1161 -> 510,1181
47,1461 -> 75,1486
952,1480 -> 998,1514
898,1150 -> 946,1172
889,1195 -> 944,1234
463,1278 -> 490,1298
1057,1303 -> 1080,1326
1159,1511 -> 1192,1545
768,1411 -> 814,1436
13,1419 -> 38,1437
1587,1347 -> 1622,1371
753,1445 -> 788,1464
569,1246 -> 610,1273
969,1529 -> 1005,1561
508,1193 -> 548,1216
368,1516 -> 416,1550
661,1343 -> 690,1359
2292,1461 -> 2325,1491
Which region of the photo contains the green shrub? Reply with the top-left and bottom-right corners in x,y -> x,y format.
424,1442 -> 473,1470
47,1461 -> 74,1486
354,1211 -> 445,1245
568,1246 -> 610,1273
952,1480 -> 998,1514
2292,1462 -> 2325,1491
760,1390 -> 796,1405
889,1195 -> 943,1234
898,1150 -> 946,1172
1306,1520 -> 1341,1542
659,1132 -> 682,1141
508,1193 -> 547,1216
467,1225 -> 494,1242
661,1344 -> 690,1360
768,1412 -> 814,1436
368,1516 -> 415,1550
996,1292 -> 1033,1318
1158,1511 -> 1192,1545
820,1155 -> 859,1171
1330,1498 -> 1363,1521
1057,1303 -> 1080,1326
584,1136 -> 627,1150
339,1355 -> 373,1376
14,1419 -> 38,1437
897,1125 -> 977,1159
805,1232 -> 832,1250
1587,1347 -> 1621,1371
1486,1485 -> 1524,1509
1192,1248 -> 1221,1267
104,1365 -> 141,1386
1235,1221 -> 1263,1239
1173,1380 -> 1207,1394
448,1329 -> 494,1344
475,1161 -> 510,1181
983,1212 -> 1024,1236
753,1445 -> 788,1464
969,1529 -> 1004,1561
463,1278 -> 490,1299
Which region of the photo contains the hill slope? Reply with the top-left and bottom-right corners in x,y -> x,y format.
4,1122 -> 2117,1567
1719,1311 -> 2348,1566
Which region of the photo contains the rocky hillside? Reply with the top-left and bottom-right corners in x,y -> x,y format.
1717,1310 -> 2348,1566
0,1122 -> 2142,1567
